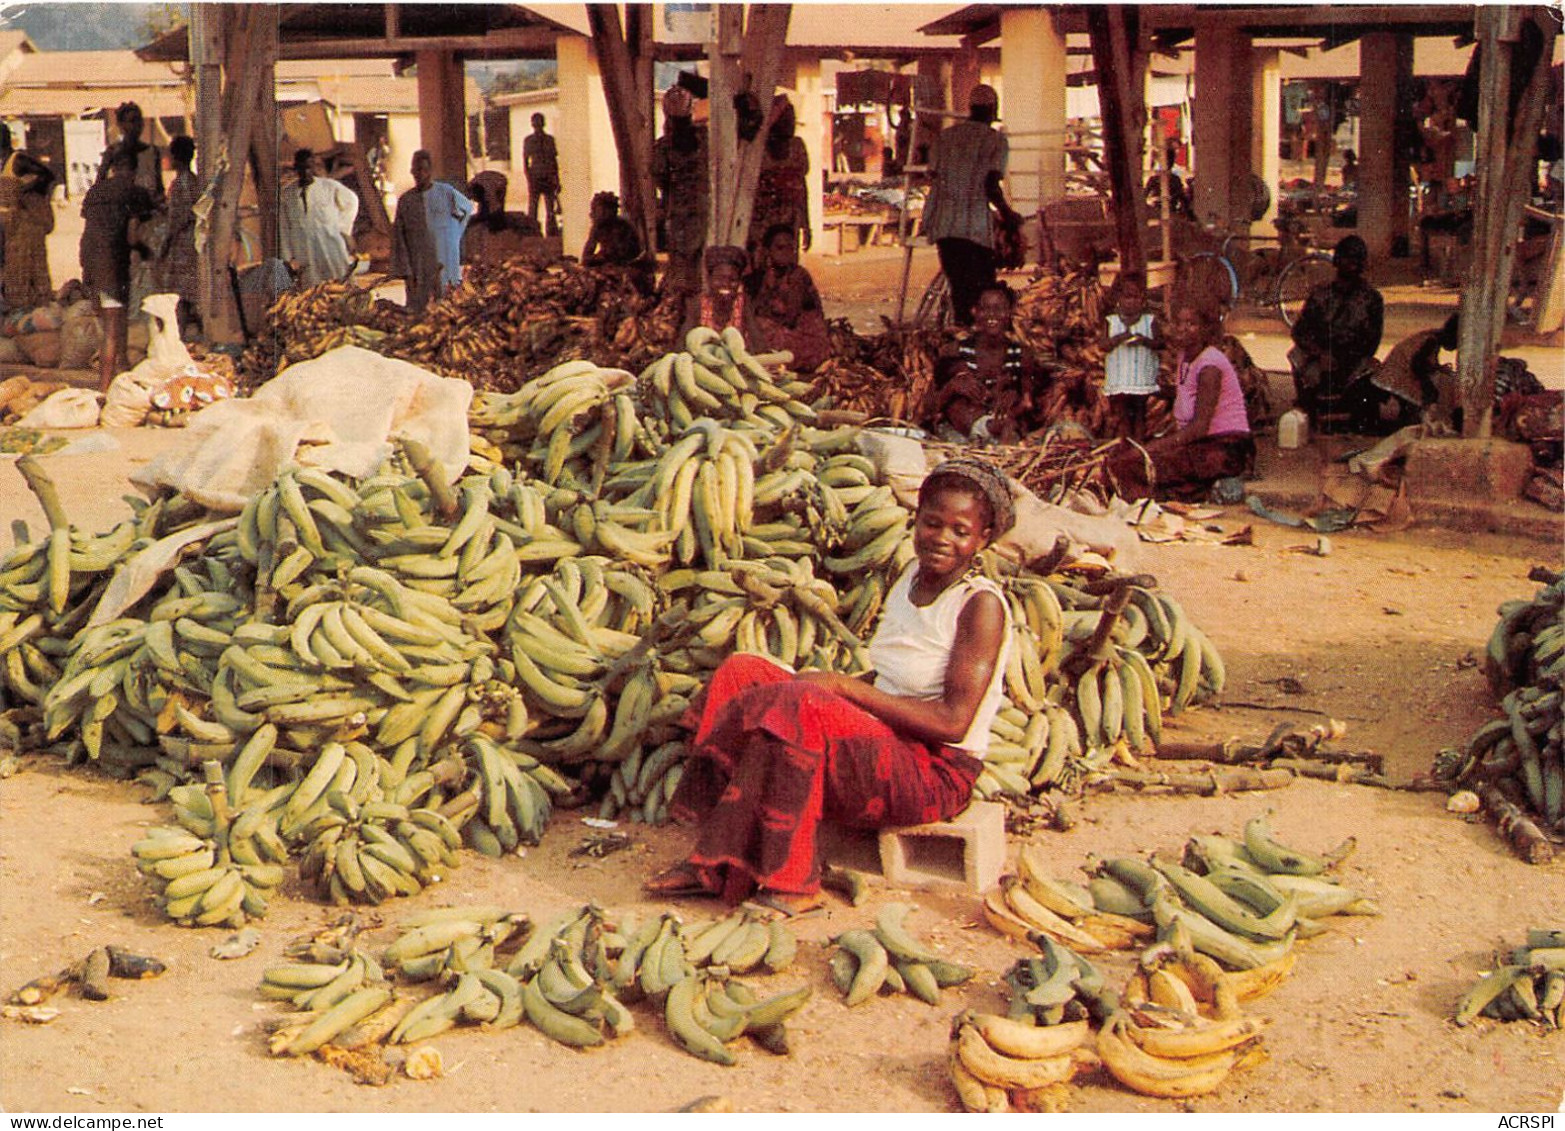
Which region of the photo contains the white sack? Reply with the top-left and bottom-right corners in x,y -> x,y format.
17,388 -> 103,429
131,345 -> 473,512
101,294 -> 196,427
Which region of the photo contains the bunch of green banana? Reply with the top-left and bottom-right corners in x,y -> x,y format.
597,739 -> 687,825
455,733 -> 563,856
294,793 -> 464,906
663,971 -> 812,1065
948,1011 -> 1100,1112
131,824 -> 284,927
637,327 -> 814,434
381,905 -> 530,981
978,700 -> 1082,800
261,950 -> 400,1058
1444,573 -> 1564,837
1454,927 -> 1565,1027
677,907 -> 797,976
995,934 -> 1119,1027
1068,646 -> 1168,760
388,968 -> 533,1044
827,903 -> 976,1008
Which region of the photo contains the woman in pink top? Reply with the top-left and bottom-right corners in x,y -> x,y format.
1109,299 -> 1256,501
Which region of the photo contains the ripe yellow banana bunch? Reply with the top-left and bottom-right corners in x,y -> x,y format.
985,870 -> 1144,957
827,903 -> 976,1008
948,1012 -> 1099,1113
131,824 -> 284,927
1095,1009 -> 1263,1099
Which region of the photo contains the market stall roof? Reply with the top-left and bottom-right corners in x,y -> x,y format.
137,3 -> 583,63
0,85 -> 187,120
920,3 -> 1483,48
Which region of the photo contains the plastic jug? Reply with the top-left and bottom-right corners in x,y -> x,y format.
1278,408 -> 1309,450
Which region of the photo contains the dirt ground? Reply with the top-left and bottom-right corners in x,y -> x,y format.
0,416 -> 1562,1115
1,211 -> 1563,1115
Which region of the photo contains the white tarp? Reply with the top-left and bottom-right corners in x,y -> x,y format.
131,345 -> 473,512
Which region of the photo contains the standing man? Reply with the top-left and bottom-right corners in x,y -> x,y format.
278,148 -> 360,287
650,85 -> 709,306
522,113 -> 560,238
80,147 -> 155,392
391,150 -> 474,315
920,84 -> 1021,326
97,101 -> 164,316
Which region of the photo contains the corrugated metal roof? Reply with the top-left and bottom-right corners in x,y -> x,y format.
8,49 -> 184,88
0,86 -> 187,119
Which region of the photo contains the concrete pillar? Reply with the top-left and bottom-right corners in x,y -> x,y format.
999,6 -> 1067,215
1357,32 -> 1412,262
1253,48 -> 1281,233
416,49 -> 468,186
793,57 -> 828,253
1192,22 -> 1253,230
556,36 -> 600,255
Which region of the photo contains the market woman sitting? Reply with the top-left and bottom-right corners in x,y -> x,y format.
743,223 -> 830,371
922,283 -> 1043,444
1107,298 -> 1254,501
645,457 -> 1014,915
680,244 -> 757,341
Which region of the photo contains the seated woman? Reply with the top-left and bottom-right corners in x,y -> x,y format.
646,457 -> 1014,914
922,283 -> 1044,444
681,244 -> 758,341
1108,299 -> 1254,501
743,223 -> 830,371
580,191 -> 653,293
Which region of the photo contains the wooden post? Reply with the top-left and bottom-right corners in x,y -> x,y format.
1086,5 -> 1148,276
203,6 -> 271,345
250,11 -> 279,263
190,4 -> 223,331
1457,7 -> 1558,437
706,5 -> 743,249
725,4 -> 791,249
706,5 -> 792,251
587,3 -> 657,253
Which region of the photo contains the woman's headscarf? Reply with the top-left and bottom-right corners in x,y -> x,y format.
921,456 -> 1015,539
704,245 -> 748,276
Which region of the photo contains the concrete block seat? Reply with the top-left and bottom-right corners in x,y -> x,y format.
819,800 -> 1007,895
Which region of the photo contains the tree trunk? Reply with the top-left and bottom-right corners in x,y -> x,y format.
707,4 -> 792,250
203,6 -> 273,344
1458,6 -> 1557,436
1086,5 -> 1149,276
587,4 -> 656,252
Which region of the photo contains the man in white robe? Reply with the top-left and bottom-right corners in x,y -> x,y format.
279,148 -> 359,287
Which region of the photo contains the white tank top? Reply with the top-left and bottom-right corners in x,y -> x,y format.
866,563 -> 1011,753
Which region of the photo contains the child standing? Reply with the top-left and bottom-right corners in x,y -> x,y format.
1100,271 -> 1163,441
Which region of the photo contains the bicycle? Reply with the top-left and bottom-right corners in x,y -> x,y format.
1219,220 -> 1335,327
912,269 -> 953,330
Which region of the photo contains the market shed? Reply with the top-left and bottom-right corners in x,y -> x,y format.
137,3 -> 581,343
918,3 -> 1542,265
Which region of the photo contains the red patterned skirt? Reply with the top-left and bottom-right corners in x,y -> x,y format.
670,654 -> 982,899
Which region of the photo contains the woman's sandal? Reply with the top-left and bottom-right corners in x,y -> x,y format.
751,889 -> 827,918
643,862 -> 719,899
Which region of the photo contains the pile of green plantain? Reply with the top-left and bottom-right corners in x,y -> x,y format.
259,902 -> 811,1067
1437,566 -> 1563,862
0,328 -> 1228,929
1454,927 -> 1565,1028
